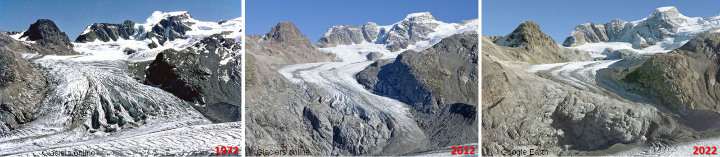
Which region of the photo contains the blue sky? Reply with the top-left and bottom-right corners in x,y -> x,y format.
483,0 -> 720,43
0,0 -> 241,40
247,0 -> 478,42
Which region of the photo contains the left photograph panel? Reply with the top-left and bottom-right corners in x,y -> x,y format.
0,0 -> 243,156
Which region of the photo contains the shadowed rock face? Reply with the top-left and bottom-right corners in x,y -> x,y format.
75,20 -> 136,42
145,34 -> 242,122
19,19 -> 77,55
356,33 -> 478,149
358,33 -> 478,113
0,31 -> 50,132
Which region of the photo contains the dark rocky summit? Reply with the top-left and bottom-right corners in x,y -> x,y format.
75,20 -> 136,42
19,19 -> 77,55
145,34 -> 241,122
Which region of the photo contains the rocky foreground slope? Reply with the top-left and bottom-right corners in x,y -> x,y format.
481,21 -> 695,155
0,31 -> 51,132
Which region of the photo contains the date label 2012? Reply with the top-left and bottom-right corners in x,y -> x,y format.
694,146 -> 717,155
451,146 -> 476,155
215,146 -> 240,155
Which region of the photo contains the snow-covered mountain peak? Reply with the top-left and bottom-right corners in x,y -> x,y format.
146,11 -> 193,25
73,11 -> 242,62
316,12 -> 476,52
564,6 -> 720,57
403,12 -> 436,22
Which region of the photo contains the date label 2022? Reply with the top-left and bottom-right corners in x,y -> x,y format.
693,146 -> 717,155
215,146 -> 240,155
451,146 -> 476,155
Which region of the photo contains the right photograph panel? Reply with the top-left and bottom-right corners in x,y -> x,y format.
245,0 -> 479,156
483,1 -> 720,156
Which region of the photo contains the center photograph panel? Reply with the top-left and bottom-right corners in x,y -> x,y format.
244,0 -> 479,156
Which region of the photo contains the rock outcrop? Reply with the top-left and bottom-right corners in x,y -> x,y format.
145,34 -> 242,122
75,20 -> 136,42
18,19 -> 77,55
615,33 -> 720,114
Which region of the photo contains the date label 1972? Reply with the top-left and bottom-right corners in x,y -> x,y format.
694,146 -> 717,155
215,146 -> 240,155
451,146 -> 476,155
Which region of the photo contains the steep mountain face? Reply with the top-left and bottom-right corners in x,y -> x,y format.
564,6 -> 720,51
356,33 -> 478,148
75,20 -> 136,42
0,31 -> 50,132
316,12 -> 478,52
245,22 -> 334,155
611,33 -> 720,114
492,21 -> 590,64
15,19 -> 77,55
246,22 -> 334,65
145,34 -> 242,122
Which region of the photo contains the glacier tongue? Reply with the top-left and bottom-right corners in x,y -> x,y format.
0,55 -> 212,155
